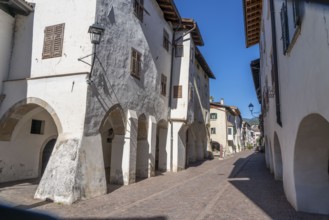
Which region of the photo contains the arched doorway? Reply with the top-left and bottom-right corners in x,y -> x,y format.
99,105 -> 126,187
273,133 -> 283,180
41,138 -> 56,176
0,98 -> 61,183
294,114 -> 329,214
156,120 -> 168,172
136,114 -> 148,180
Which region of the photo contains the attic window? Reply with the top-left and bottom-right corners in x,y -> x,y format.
31,119 -> 45,135
42,23 -> 65,59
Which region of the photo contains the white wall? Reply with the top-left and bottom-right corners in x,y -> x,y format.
0,10 -> 14,93
22,0 -> 96,78
260,1 -> 329,214
0,108 -> 57,182
210,107 -> 227,148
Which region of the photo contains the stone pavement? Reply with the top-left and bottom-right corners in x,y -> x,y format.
1,150 -> 328,220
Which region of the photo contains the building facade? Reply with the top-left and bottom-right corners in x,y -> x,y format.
0,0 -> 215,204
243,0 -> 329,214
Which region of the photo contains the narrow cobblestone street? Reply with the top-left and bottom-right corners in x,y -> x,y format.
1,150 -> 328,220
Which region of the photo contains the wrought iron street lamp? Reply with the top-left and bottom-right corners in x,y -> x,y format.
248,103 -> 254,113
88,23 -> 105,45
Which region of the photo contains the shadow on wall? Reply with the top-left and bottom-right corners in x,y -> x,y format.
227,152 -> 328,219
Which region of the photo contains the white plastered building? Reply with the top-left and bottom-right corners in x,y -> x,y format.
244,0 -> 329,215
0,0 -> 215,204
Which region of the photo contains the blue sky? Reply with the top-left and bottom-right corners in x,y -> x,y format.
175,0 -> 261,118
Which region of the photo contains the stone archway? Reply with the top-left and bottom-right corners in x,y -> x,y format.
294,114 -> 329,214
273,132 -> 283,180
99,104 -> 126,187
0,98 -> 61,183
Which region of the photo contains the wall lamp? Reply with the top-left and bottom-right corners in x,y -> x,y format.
78,23 -> 105,83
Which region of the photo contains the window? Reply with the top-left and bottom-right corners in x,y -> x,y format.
190,47 -> 194,63
210,113 -> 217,120
280,0 -> 301,55
42,23 -> 65,59
228,128 -> 232,135
211,128 -> 216,134
292,0 -> 300,27
173,85 -> 182,98
175,45 -> 184,57
134,0 -> 144,22
161,74 -> 167,96
31,119 -> 45,135
130,48 -> 142,79
163,30 -> 170,52
280,2 -> 289,54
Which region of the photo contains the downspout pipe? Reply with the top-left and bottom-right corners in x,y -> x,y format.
269,0 -> 282,126
168,20 -> 196,171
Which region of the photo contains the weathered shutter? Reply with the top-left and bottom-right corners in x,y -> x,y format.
52,23 -> 65,58
131,48 -> 141,78
42,26 -> 54,59
292,0 -> 300,27
280,2 -> 289,54
161,74 -> 167,95
173,85 -> 182,98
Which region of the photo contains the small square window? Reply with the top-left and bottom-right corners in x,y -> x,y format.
31,119 -> 45,135
211,128 -> 216,134
175,45 -> 184,57
210,113 -> 217,120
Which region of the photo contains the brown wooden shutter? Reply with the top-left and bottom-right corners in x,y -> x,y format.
173,85 -> 182,98
52,23 -> 65,58
131,48 -> 141,79
42,26 -> 54,59
42,23 -> 65,59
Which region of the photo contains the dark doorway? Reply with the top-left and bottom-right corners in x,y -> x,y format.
41,139 -> 56,175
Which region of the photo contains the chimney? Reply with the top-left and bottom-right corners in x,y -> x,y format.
220,98 -> 224,105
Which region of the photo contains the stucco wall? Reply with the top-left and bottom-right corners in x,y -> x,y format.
24,0 -> 96,77
0,9 -> 14,94
260,1 -> 329,214
0,108 -> 57,182
83,0 -> 172,136
210,107 -> 227,148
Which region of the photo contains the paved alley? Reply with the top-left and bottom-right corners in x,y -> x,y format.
1,150 -> 328,220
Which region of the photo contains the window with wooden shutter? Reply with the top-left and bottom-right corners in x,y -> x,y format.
130,48 -> 141,79
280,2 -> 289,55
163,30 -> 169,51
173,85 -> 182,98
42,23 -> 65,59
134,0 -> 144,22
161,74 -> 167,96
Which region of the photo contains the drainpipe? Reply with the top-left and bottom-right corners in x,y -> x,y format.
168,20 -> 196,171
270,0 -> 282,126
